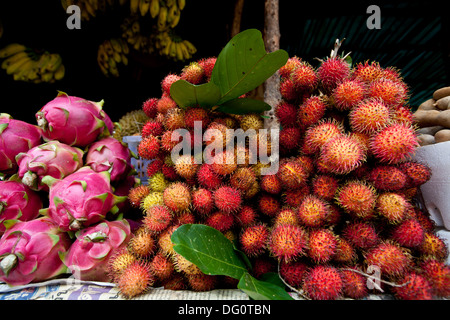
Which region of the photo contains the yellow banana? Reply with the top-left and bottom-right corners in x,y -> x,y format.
36,52 -> 51,72
149,0 -> 160,18
54,64 -> 65,81
13,59 -> 36,81
157,6 -> 168,31
177,0 -> 185,10
167,3 -> 177,24
6,55 -> 31,75
130,0 -> 139,14
113,51 -> 122,63
0,43 -> 27,59
121,53 -> 128,66
166,0 -> 175,7
1,51 -> 29,69
104,40 -> 114,55
133,35 -> 142,50
84,0 -> 96,18
41,72 -> 54,83
178,41 -> 190,60
175,42 -> 184,61
169,40 -> 177,58
120,40 -> 129,54
46,53 -> 63,72
24,67 -> 40,81
169,6 -> 180,28
139,0 -> 150,16
183,40 -> 196,54
110,38 -> 122,53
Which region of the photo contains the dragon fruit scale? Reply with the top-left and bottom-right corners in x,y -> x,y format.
35,92 -> 112,147
62,219 -> 133,282
86,137 -> 136,183
16,140 -> 84,191
0,217 -> 71,286
0,179 -> 43,235
40,167 -> 127,232
0,113 -> 42,174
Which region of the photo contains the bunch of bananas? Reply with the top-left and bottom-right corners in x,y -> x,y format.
0,43 -> 65,83
97,38 -> 129,77
131,0 -> 184,31
154,31 -> 196,61
61,0 -> 127,21
120,17 -> 153,53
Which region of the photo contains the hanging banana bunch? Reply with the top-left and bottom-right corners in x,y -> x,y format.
97,38 -> 130,77
120,17 -> 153,53
153,31 -> 196,61
0,43 -> 65,83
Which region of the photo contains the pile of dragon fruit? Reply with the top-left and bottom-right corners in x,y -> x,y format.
0,92 -> 138,285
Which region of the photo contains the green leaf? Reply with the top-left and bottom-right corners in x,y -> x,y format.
170,80 -> 221,109
237,273 -> 294,300
215,97 -> 272,115
211,29 -> 288,105
171,224 -> 248,280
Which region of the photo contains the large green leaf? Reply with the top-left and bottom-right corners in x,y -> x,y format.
171,224 -> 248,280
211,29 -> 288,105
215,97 -> 272,115
238,273 -> 294,300
170,80 -> 221,109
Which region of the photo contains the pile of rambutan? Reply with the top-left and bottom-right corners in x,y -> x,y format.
112,48 -> 449,300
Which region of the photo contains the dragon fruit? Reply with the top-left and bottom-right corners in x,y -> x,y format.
86,137 -> 135,183
40,167 -> 127,232
62,219 -> 132,282
0,179 -> 43,235
16,140 -> 84,191
0,217 -> 71,286
35,92 -> 112,147
0,113 -> 42,174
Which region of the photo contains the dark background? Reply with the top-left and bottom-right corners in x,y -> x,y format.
0,0 -> 448,125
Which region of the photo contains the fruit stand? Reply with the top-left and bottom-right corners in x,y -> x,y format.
0,1 -> 449,302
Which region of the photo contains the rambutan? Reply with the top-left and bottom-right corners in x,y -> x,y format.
128,227 -> 155,258
420,259 -> 450,297
318,134 -> 366,175
290,60 -> 318,91
268,224 -> 308,262
205,211 -> 234,232
343,221 -> 379,249
158,224 -> 179,256
303,119 -> 343,154
146,158 -> 163,178
230,167 -> 256,192
368,78 -> 408,107
352,60 -> 384,84
142,120 -> 164,138
393,272 -> 433,300
128,185 -> 151,208
296,194 -> 329,228
311,174 -> 339,201
144,205 -> 173,233
297,96 -> 328,130
279,260 -> 308,288
332,79 -> 367,111
349,98 -> 391,135
260,174 -> 282,195
276,158 -> 309,189
186,273 -> 218,292
235,205 -> 258,227
251,257 -> 277,279
174,154 -> 199,180
157,96 -> 177,114
307,229 -> 337,264
184,107 -> 210,129
274,101 -> 298,128
317,56 -> 351,92
140,191 -> 164,212
163,107 -> 185,131
142,97 -> 158,118
369,123 -> 419,164
279,126 -> 302,151
160,130 -> 182,152
240,113 -> 264,131
148,172 -> 168,192
174,211 -> 196,225
340,268 -> 369,299
397,161 -> 432,187
335,180 -> 377,220
283,184 -> 310,208
138,135 -> 160,160
391,218 -> 425,248
368,165 -> 407,191
273,207 -> 299,226
163,182 -> 191,212
239,224 -> 269,257
419,232 -> 449,261
214,185 -> 242,214
280,78 -> 299,102
364,242 -> 412,277
162,273 -> 187,290
279,56 -> 302,80
161,73 -> 181,95
258,193 -> 280,217
173,253 -> 202,275
117,260 -> 155,299
333,237 -> 357,265
391,105 -> 415,126
161,163 -> 179,181
197,163 -> 222,190
107,248 -> 137,282
210,150 -> 238,176
192,188 -> 214,216
150,252 -> 174,282
302,265 -> 343,300
181,61 -> 204,84
376,192 -> 408,224
197,56 -> 216,81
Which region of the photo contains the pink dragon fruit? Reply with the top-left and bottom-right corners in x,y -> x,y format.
62,219 -> 132,282
40,167 -> 127,232
0,179 -> 43,235
0,113 -> 42,174
35,92 -> 112,147
16,140 -> 84,191
0,217 -> 71,286
85,137 -> 136,183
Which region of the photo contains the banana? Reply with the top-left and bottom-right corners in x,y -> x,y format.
131,21 -> 140,34
120,40 -> 130,54
167,3 -> 177,24
113,50 -> 122,63
183,40 -> 197,54
13,59 -> 36,81
104,40 -> 114,55
169,6 -> 180,28
1,51 -> 29,69
110,38 -> 122,53
166,0 -> 175,7
121,53 -> 128,66
130,0 -> 139,14
41,72 -> 54,83
0,43 -> 27,59
84,0 -> 97,18
46,53 -> 63,72
36,52 -> 51,72
54,64 -> 66,81
139,0 -> 150,16
6,54 -> 31,75
177,0 -> 185,10
178,41 -> 190,60
157,6 -> 168,31
133,35 -> 142,50
175,42 -> 184,61
169,40 -> 177,58
149,0 -> 160,18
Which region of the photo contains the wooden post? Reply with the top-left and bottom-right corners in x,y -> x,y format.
231,0 -> 245,37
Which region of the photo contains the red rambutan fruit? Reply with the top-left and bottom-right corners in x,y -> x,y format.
275,101 -> 298,128
279,56 -> 302,80
303,119 -> 343,154
368,78 -> 408,107
210,150 -> 238,176
340,268 -> 369,299
397,161 -> 432,187
333,79 -> 367,111
161,73 -> 181,95
138,135 -> 160,160
150,252 -> 174,282
181,62 -> 205,84
186,273 -> 218,292
419,232 -> 449,261
317,56 -> 351,92
302,265 -> 343,300
197,56 -> 216,81
312,174 -> 339,201
268,224 -> 308,262
280,78 -> 299,102
174,154 -> 199,180
273,207 -> 299,227
343,221 -> 380,249
163,108 -> 185,131
297,96 -> 328,130
368,165 -> 407,191
276,158 -> 309,189
296,194 -> 330,228
335,180 -> 377,219
142,97 -> 158,118
107,248 -> 137,283
142,120 -> 164,138
184,107 -> 210,130
369,123 -> 419,164
161,163 -> 179,180
163,182 -> 191,212
197,163 -> 223,190
349,98 -> 390,135
376,192 -> 409,224
214,185 -> 242,214
391,105 -> 415,126
260,174 -> 282,195
307,229 -> 337,264
128,185 -> 151,208
352,60 -> 384,84
290,60 -> 318,91
279,260 -> 308,288
205,211 -> 235,232
279,126 -> 302,151
420,259 -> 450,298
230,167 -> 256,192
251,257 -> 277,279
143,205 -> 173,233
117,260 -> 155,299
258,193 -> 280,217
364,242 -> 412,277
391,218 -> 425,248
156,96 -> 177,115
128,227 -> 155,259
235,205 -> 258,227
239,224 -> 269,257
333,237 -> 357,265
393,272 -> 433,300
192,188 -> 214,216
